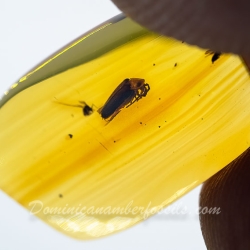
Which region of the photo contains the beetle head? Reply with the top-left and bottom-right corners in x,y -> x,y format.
129,78 -> 145,89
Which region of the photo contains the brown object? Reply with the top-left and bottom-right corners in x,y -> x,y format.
111,0 -> 250,55
98,78 -> 150,121
200,148 -> 250,250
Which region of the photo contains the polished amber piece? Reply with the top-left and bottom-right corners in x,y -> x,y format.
1,14 -> 250,239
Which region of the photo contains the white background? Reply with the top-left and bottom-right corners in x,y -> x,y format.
0,1 -> 206,249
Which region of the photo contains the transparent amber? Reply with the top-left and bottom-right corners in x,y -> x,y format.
0,14 -> 250,239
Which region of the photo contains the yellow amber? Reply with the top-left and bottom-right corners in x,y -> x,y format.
0,14 -> 250,239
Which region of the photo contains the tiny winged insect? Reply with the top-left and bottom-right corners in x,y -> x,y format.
98,78 -> 150,122
82,102 -> 94,116
205,50 -> 222,63
55,99 -> 94,116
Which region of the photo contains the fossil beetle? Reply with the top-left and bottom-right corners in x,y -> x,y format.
205,50 -> 222,63
98,78 -> 150,122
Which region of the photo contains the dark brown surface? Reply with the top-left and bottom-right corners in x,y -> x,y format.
111,0 -> 250,56
200,148 -> 250,250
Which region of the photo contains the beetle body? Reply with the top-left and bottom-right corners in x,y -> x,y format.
211,52 -> 221,63
98,78 -> 150,121
205,50 -> 221,63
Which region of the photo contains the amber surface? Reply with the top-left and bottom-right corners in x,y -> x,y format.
1,14 -> 250,239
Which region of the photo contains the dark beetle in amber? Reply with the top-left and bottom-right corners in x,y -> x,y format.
211,52 -> 221,63
98,78 -> 150,121
205,50 -> 221,64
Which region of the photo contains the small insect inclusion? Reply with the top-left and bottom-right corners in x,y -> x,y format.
205,50 -> 222,63
98,78 -> 150,122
